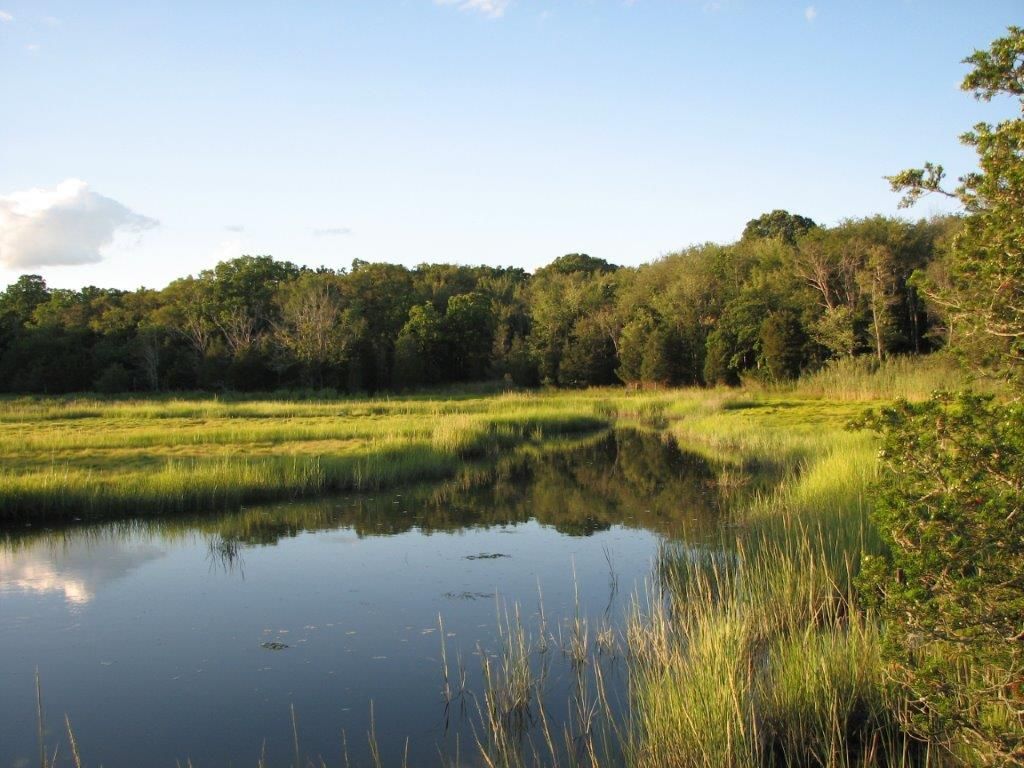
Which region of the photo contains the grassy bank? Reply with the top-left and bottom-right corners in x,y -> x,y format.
616,368 -> 961,767
450,383 -> 948,767
620,395 -> 911,768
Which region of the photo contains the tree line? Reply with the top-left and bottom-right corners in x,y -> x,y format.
0,211 -> 959,394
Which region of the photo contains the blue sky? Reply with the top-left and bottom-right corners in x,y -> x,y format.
0,1 -> 1019,290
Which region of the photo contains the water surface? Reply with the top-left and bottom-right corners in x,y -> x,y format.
0,430 -> 722,767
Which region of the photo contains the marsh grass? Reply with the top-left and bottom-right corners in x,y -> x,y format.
783,354 -> 1002,402
0,394 -> 611,521
616,375 -> 958,768
468,593 -> 624,768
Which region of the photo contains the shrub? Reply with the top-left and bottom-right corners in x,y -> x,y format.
859,393 -> 1024,763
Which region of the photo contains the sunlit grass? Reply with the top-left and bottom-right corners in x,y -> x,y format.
782,353 -> 1002,402
0,392 -> 614,520
617,374 -> 954,767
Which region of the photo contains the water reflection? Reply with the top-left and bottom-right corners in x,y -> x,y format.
3,429 -> 721,558
0,430 -> 724,768
0,538 -> 165,607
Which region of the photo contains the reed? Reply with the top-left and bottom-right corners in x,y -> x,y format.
619,376 -> 956,768
783,354 -> 1001,402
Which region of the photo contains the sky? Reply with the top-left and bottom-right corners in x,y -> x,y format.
0,1 -> 1020,291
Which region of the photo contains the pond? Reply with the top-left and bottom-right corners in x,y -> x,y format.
0,430 -> 723,767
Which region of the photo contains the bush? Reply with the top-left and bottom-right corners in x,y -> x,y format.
859,393 -> 1024,763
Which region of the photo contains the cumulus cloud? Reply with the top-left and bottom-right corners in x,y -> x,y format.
0,10 -> 12,22
313,227 -> 353,237
0,179 -> 158,268
804,5 -> 817,22
435,0 -> 511,19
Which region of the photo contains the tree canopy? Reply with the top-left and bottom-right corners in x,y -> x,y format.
0,213 -> 956,395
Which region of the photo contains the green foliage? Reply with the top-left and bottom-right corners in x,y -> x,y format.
813,305 -> 859,359
889,26 -> 1024,381
639,324 -> 679,386
858,394 -> 1024,762
444,292 -> 495,381
274,273 -> 363,387
616,310 -> 656,384
93,362 -> 133,393
962,27 -> 1024,101
0,219 -> 956,394
394,303 -> 445,387
528,266 -> 619,386
759,310 -> 806,381
865,28 -> 1024,764
793,217 -> 939,362
557,313 -> 618,386
534,252 -> 618,277
0,274 -> 50,324
741,209 -> 817,244
703,328 -> 737,386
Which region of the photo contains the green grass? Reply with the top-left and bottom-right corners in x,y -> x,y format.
616,386 -> 957,767
0,391 -> 619,521
780,353 -> 1001,402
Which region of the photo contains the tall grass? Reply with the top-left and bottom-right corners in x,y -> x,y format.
618,384 -> 952,768
785,354 -> 1000,402
0,394 -> 610,521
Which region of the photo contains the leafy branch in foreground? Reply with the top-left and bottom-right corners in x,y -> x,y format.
858,393 -> 1024,764
869,25 -> 1024,766
887,26 -> 1024,382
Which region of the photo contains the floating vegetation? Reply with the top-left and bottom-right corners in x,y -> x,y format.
443,591 -> 496,600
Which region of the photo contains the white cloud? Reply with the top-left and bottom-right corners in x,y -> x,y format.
313,227 -> 353,237
804,5 -> 817,22
224,224 -> 245,233
0,10 -> 12,22
0,179 -> 158,268
435,0 -> 511,19
24,43 -> 40,53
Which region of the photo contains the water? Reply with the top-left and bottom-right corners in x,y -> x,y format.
0,430 -> 722,767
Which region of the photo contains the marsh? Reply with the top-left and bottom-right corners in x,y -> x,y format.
0,429 -> 721,767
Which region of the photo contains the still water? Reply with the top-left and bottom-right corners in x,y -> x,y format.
0,431 -> 722,767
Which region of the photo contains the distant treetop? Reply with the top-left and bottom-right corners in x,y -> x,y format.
741,210 -> 818,244
536,253 -> 620,277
